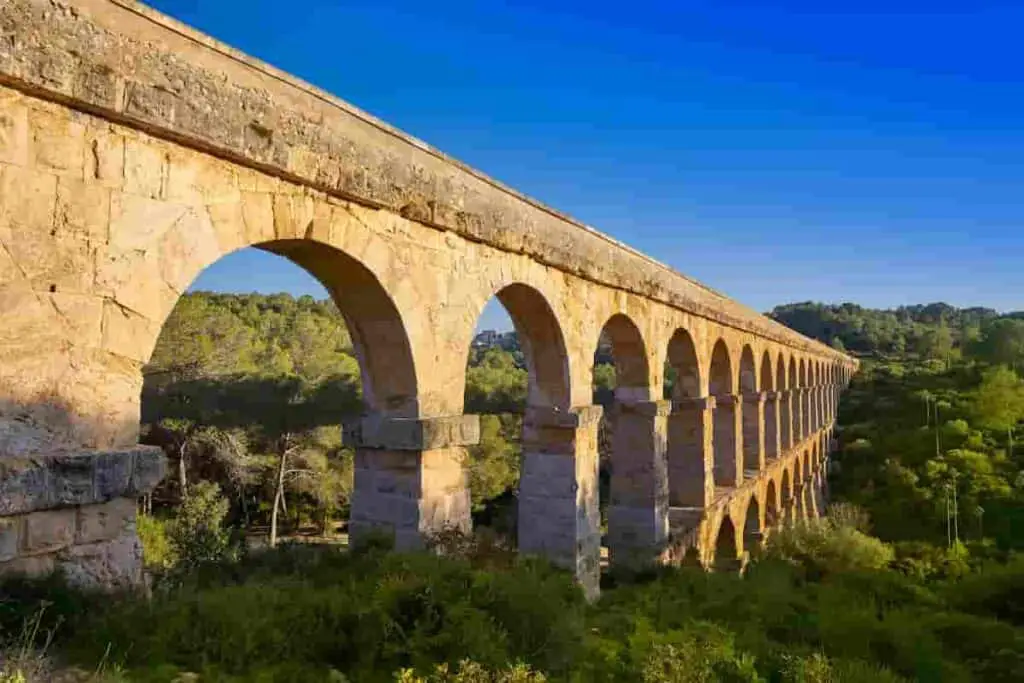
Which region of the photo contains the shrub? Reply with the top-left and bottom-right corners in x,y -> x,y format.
66,547 -> 586,680
759,518 -> 894,579
136,513 -> 175,571
395,660 -> 546,682
166,482 -> 236,571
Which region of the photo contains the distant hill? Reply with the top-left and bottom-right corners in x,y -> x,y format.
768,301 -> 1023,357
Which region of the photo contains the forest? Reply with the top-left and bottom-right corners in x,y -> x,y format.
2,295 -> 1024,682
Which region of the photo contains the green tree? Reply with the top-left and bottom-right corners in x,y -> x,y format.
972,318 -> 1024,370
971,367 -> 1024,458
465,415 -> 520,511
167,481 -> 234,570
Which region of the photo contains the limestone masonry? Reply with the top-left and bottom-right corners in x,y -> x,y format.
0,0 -> 857,597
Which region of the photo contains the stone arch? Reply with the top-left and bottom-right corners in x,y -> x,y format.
797,357 -> 809,440
738,345 -> 760,471
709,339 -> 735,396
600,313 -> 662,570
781,468 -> 793,521
765,478 -> 780,527
155,238 -> 419,417
490,283 -> 572,410
665,328 -> 709,506
666,329 -> 702,399
761,350 -> 778,459
777,352 -> 792,452
742,495 -> 762,553
789,355 -> 800,444
739,345 -> 757,394
709,340 -> 739,487
596,313 -> 652,402
760,351 -> 774,392
713,515 -> 740,568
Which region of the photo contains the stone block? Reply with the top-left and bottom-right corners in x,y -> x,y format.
29,108 -> 85,174
0,91 -> 29,166
0,458 -> 49,515
94,449 -> 134,499
123,137 -> 166,198
76,497 -> 135,544
87,131 -> 125,187
0,553 -> 55,579
54,176 -> 110,242
0,516 -> 21,562
129,446 -> 167,494
22,508 -> 75,554
0,164 -> 57,234
58,531 -> 143,589
348,415 -> 480,450
45,454 -> 95,507
49,292 -> 104,349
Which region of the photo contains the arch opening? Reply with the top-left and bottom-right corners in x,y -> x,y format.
142,241 -> 416,548
739,346 -> 760,473
777,353 -> 792,452
765,479 -> 779,529
710,340 -> 739,488
743,496 -> 762,554
713,515 -> 739,569
664,329 -> 708,507
762,351 -> 779,460
596,314 -> 663,570
462,284 -> 573,542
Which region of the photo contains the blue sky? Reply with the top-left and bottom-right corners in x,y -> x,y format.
157,0 -> 1024,330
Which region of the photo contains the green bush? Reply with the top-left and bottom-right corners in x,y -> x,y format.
759,518 -> 894,579
66,547 -> 586,680
166,481 -> 236,571
137,513 -> 175,571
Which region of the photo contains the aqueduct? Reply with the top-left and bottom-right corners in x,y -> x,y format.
0,0 -> 857,597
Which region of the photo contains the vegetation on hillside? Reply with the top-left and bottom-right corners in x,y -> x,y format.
769,301 -> 1024,360
3,295 -> 1024,681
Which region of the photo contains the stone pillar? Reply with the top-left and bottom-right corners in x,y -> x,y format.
0,447 -> 165,588
712,394 -> 743,488
518,405 -> 602,600
779,389 -> 794,453
815,386 -> 825,431
812,387 -> 819,434
795,388 -> 807,443
346,414 -> 478,550
764,391 -> 781,460
741,392 -> 766,473
667,397 -> 715,508
607,400 -> 671,572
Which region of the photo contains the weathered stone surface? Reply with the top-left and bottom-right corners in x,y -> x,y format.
75,496 -> 135,544
0,517 -> 20,562
58,530 -> 143,589
346,414 -> 480,451
23,508 -> 75,554
0,447 -> 163,515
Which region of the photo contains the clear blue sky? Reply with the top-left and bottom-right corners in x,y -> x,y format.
159,0 -> 1024,330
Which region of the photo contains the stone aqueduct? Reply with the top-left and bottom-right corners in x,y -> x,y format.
0,0 -> 857,596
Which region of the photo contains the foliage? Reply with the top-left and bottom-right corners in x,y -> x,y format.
760,515 -> 895,579
136,513 -> 175,571
166,482 -> 236,571
768,301 -> 1021,362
